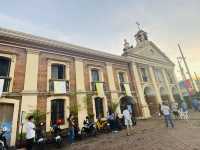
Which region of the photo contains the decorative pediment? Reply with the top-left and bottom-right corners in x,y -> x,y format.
127,41 -> 174,65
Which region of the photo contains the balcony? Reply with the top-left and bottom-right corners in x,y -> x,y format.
49,79 -> 69,93
91,81 -> 106,91
0,76 -> 11,92
120,82 -> 130,92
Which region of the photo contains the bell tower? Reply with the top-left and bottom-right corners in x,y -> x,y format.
135,30 -> 148,45
135,22 -> 148,45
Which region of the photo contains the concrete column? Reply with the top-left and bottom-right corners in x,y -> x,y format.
106,63 -> 120,114
162,69 -> 175,102
131,62 -> 150,118
148,66 -> 162,104
74,58 -> 87,127
21,49 -> 39,114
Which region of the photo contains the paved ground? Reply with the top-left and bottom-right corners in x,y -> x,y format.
53,111 -> 200,150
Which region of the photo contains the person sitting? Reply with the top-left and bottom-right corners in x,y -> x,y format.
115,113 -> 122,131
107,111 -> 114,131
83,116 -> 91,128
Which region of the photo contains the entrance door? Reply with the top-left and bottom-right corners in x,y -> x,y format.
95,97 -> 104,119
0,103 -> 14,145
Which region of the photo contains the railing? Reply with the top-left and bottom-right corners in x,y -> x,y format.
49,79 -> 69,93
91,81 -> 106,91
0,76 -> 11,92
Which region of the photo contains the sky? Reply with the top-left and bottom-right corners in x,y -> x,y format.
0,0 -> 199,80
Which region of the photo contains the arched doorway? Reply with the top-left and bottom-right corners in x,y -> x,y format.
172,86 -> 181,104
160,87 -> 170,102
120,96 -> 136,116
144,87 -> 158,116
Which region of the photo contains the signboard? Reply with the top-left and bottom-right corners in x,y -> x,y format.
0,79 -> 4,97
96,82 -> 105,97
124,83 -> 132,96
54,81 -> 66,94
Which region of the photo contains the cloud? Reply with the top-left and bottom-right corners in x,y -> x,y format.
0,13 -> 71,42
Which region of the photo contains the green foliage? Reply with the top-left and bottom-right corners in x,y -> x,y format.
26,110 -> 47,127
109,101 -> 119,113
69,92 -> 95,120
16,132 -> 26,141
67,103 -> 82,117
84,94 -> 94,118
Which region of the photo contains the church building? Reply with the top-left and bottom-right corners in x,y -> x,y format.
0,27 -> 181,146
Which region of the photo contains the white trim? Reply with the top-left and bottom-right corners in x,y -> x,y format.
116,70 -> 128,92
92,95 -> 108,122
89,66 -> 104,90
47,60 -> 70,92
46,96 -> 70,132
0,53 -> 16,92
0,98 -> 19,146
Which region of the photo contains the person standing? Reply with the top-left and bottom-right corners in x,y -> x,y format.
25,115 -> 36,150
161,102 -> 174,128
180,101 -> 189,120
123,106 -> 133,136
67,114 -> 75,144
172,102 -> 179,119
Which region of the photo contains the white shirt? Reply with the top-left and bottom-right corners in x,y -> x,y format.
171,103 -> 178,112
25,121 -> 35,139
123,109 -> 131,120
161,105 -> 170,115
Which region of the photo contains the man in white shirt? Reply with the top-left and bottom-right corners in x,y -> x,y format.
161,102 -> 174,128
123,106 -> 133,136
25,115 -> 35,150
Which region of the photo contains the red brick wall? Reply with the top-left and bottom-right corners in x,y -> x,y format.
37,53 -> 48,93
36,53 -> 76,114
0,44 -> 27,92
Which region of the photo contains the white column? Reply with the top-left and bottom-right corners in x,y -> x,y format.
21,49 -> 39,114
75,58 -> 88,127
106,63 -> 120,114
20,49 -> 39,132
162,69 -> 175,102
131,62 -> 150,118
148,66 -> 162,104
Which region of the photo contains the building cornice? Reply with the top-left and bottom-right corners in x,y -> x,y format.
0,27 -> 130,63
0,27 -> 175,68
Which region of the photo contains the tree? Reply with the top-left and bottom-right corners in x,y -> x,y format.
109,101 -> 119,113
26,109 -> 47,127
